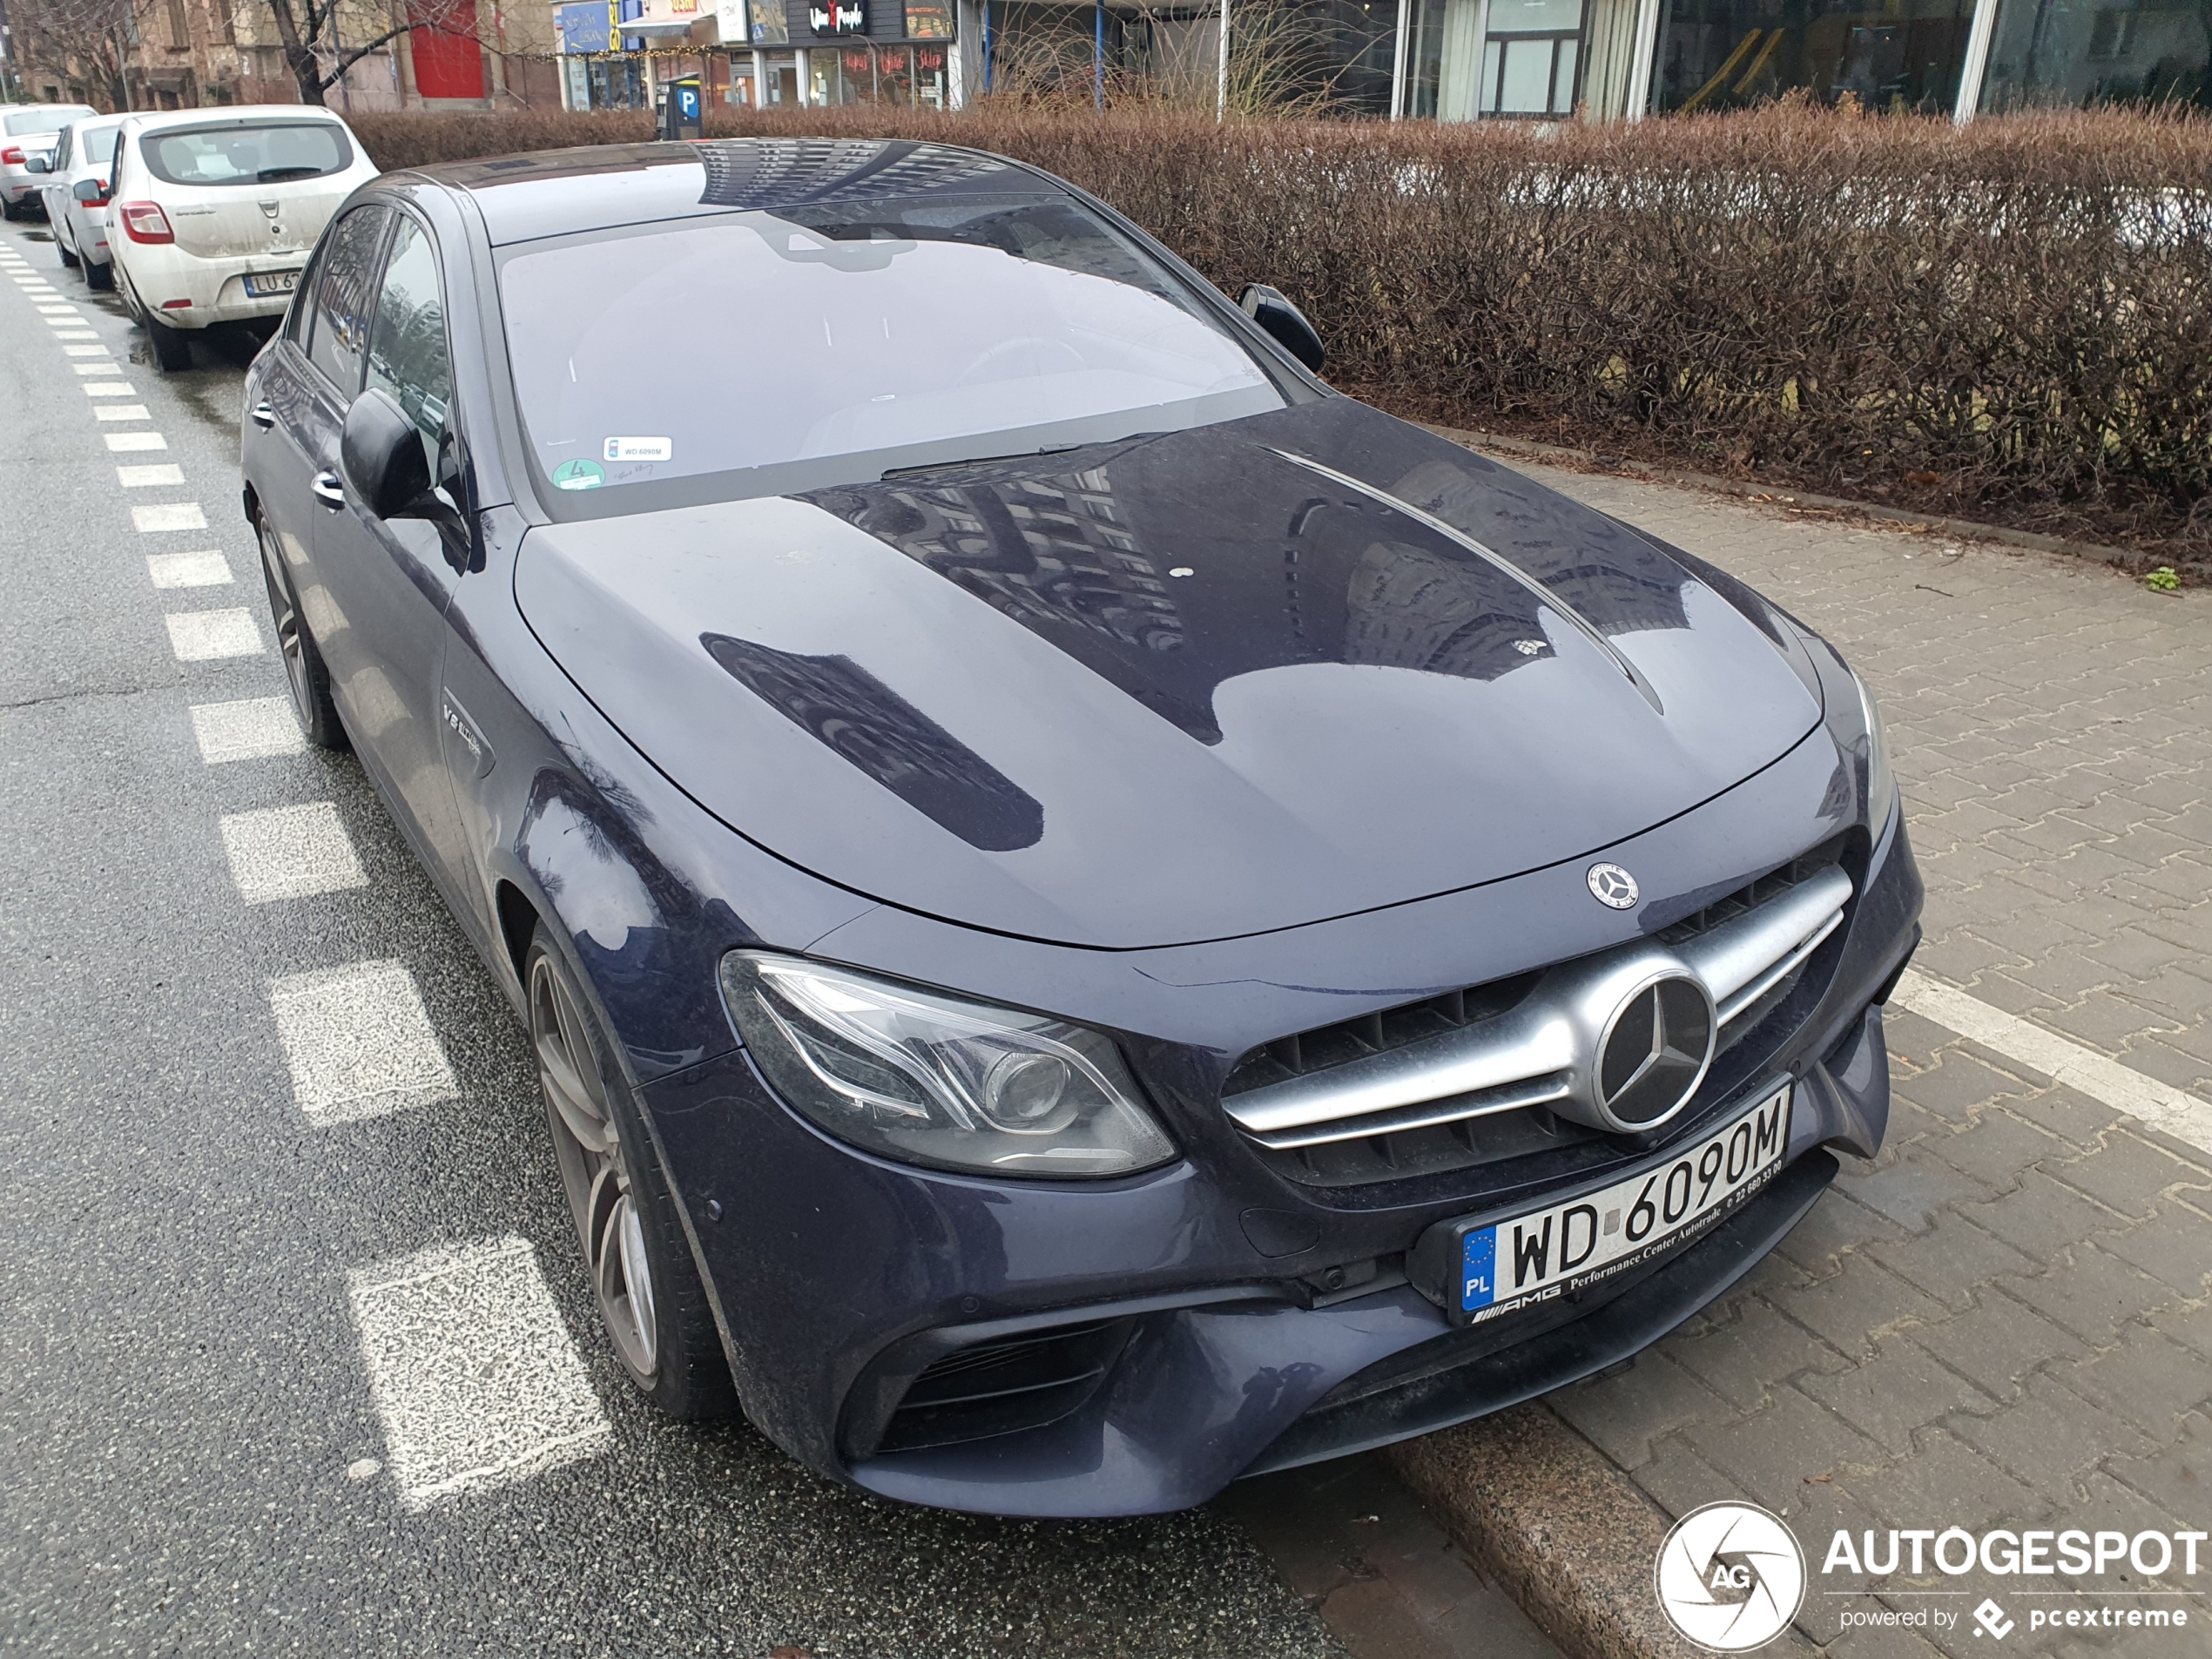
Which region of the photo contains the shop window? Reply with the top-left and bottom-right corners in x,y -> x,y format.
1479,0 -> 1584,113
749,0 -> 789,44
1653,0 -> 1974,112
1980,0 -> 2204,105
905,0 -> 953,35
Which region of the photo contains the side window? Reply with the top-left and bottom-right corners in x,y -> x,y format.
307,205 -> 389,395
365,216 -> 455,477
53,130 -> 71,170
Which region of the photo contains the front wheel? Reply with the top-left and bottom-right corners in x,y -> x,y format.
527,928 -> 735,1420
256,515 -> 346,750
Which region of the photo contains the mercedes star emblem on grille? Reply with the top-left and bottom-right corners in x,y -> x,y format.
1595,976 -> 1715,1129
1587,862 -> 1640,908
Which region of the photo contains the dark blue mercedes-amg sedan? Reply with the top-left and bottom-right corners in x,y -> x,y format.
241,137 -> 1920,1518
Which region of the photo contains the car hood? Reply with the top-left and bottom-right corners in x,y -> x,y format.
515,400 -> 1822,949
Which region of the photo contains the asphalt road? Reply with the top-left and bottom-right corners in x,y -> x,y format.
0,220 -> 1554,1659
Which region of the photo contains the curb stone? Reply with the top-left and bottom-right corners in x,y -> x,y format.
1385,1404 -> 1820,1659
1418,423 -> 2179,578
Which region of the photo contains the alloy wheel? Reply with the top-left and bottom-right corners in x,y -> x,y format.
529,954 -> 659,1383
258,523 -> 314,731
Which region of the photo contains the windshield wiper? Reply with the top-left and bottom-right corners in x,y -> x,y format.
879,434 -> 1163,482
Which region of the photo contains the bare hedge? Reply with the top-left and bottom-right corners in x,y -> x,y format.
348,104 -> 2212,560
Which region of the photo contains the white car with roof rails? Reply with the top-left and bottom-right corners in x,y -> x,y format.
108,105 -> 378,372
35,115 -> 125,288
3,104 -> 98,219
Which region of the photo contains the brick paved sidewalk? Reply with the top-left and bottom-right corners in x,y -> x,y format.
1508,462 -> 2212,1658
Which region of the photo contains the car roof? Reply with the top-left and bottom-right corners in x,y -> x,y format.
118,105 -> 354,137
406,138 -> 1060,246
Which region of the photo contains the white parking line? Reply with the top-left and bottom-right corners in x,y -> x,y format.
347,1236 -> 610,1512
117,464 -> 187,489
52,331 -> 98,341
146,550 -> 231,588
105,432 -> 167,452
218,802 -> 367,902
84,381 -> 136,396
64,344 -> 111,357
96,406 -> 151,422
133,502 -> 206,531
165,608 -> 262,660
189,696 -> 303,763
1892,970 -> 2212,1156
71,361 -> 115,374
267,960 -> 458,1126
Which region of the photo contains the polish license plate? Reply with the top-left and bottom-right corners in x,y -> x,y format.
1420,1083 -> 1792,1327
244,269 -> 300,296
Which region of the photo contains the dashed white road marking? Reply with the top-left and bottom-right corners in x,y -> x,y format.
346,1236 -> 610,1512
52,331 -> 98,341
71,361 -> 115,374
190,696 -> 303,763
105,431 -> 167,453
267,960 -> 458,1126
97,405 -> 151,422
118,463 -> 186,489
146,549 -> 231,587
84,381 -> 135,396
133,502 -> 206,531
219,801 -> 367,902
1893,969 -> 2212,1157
64,344 -> 111,357
165,607 -> 262,660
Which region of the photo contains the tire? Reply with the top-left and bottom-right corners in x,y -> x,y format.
57,237 -> 78,270
145,310 -> 193,372
255,514 -> 347,750
527,927 -> 736,1421
83,256 -> 111,293
0,198 -> 19,222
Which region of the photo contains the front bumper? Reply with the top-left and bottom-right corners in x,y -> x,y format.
639,786 -> 1922,1517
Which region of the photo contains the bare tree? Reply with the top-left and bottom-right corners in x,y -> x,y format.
10,0 -> 158,109
254,0 -> 475,106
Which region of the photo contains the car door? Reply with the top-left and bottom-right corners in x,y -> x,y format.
309,206 -> 473,887
41,125 -> 71,246
252,202 -> 385,651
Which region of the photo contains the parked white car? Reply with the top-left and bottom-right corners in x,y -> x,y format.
108,105 -> 379,372
35,116 -> 125,289
2,104 -> 98,219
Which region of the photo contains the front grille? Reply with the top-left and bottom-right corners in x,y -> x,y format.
875,1318 -> 1133,1453
1228,849 -> 1851,1189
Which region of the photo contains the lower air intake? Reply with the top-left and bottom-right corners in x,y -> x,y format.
876,1318 -> 1134,1453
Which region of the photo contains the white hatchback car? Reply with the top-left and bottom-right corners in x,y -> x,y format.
35,115 -> 125,288
108,105 -> 379,371
2,104 -> 98,219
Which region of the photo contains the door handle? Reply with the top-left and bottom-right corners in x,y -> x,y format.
311,470 -> 345,509
251,400 -> 275,429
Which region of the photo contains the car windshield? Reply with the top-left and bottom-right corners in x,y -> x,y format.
7,106 -> 94,136
498,192 -> 1286,509
140,121 -> 352,186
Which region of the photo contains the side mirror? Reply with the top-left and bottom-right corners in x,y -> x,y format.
341,388 -> 437,521
24,156 -> 50,175
72,178 -> 105,204
1238,283 -> 1325,375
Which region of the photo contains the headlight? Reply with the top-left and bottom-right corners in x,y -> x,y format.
1855,671 -> 1896,846
718,952 -> 1177,1179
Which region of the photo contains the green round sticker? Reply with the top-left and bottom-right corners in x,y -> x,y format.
554,459 -> 605,491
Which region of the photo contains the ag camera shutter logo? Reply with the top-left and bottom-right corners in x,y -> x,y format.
1656,1502 -> 1807,1651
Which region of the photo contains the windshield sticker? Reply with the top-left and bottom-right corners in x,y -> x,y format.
604,436 -> 671,463
552,458 -> 605,491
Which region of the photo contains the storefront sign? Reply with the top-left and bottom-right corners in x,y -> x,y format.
807,0 -> 864,34
557,0 -> 610,50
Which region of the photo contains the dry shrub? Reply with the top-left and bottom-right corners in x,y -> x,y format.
347,102 -> 2212,558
